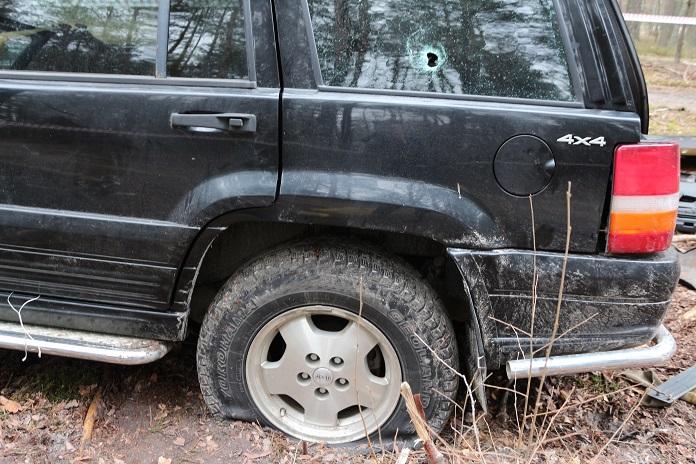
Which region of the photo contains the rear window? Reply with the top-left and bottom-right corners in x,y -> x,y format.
307,0 -> 575,101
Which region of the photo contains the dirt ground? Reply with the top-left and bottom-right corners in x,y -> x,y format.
642,58 -> 696,136
0,280 -> 695,464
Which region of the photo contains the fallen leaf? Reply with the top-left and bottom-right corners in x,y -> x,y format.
81,390 -> 102,446
64,399 -> 80,409
157,457 -> 172,464
0,396 -> 21,414
243,450 -> 272,460
205,435 -> 219,452
174,437 -> 185,447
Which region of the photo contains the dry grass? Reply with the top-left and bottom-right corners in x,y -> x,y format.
642,57 -> 696,90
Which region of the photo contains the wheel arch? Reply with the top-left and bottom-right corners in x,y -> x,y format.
173,209 -> 489,409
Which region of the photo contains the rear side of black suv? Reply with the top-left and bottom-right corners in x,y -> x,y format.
0,0 -> 680,444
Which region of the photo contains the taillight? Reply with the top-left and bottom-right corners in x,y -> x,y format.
607,143 -> 680,254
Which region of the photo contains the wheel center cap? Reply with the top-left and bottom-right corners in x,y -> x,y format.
312,367 -> 333,386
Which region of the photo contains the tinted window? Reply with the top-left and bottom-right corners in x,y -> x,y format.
0,0 -> 158,75
167,0 -> 247,80
307,0 -> 574,101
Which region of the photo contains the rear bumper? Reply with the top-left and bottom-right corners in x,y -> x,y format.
448,248 -> 680,368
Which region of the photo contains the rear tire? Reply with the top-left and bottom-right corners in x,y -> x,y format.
196,239 -> 458,443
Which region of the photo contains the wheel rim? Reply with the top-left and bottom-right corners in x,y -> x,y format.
245,305 -> 402,443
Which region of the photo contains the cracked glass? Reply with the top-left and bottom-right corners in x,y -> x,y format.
307,0 -> 575,101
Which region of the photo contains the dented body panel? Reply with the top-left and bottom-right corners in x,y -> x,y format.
448,248 -> 680,367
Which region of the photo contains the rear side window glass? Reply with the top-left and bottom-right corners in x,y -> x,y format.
167,0 -> 248,80
0,1 -> 158,75
307,0 -> 574,101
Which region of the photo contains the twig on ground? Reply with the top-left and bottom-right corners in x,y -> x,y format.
80,388 -> 102,449
590,388 -> 649,464
525,387 -> 576,464
354,275 -> 379,463
412,332 -> 484,460
520,194 -> 539,443
395,447 -> 411,464
528,181 -> 572,447
399,382 -> 444,464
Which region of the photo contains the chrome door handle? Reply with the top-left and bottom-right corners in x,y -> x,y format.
170,113 -> 257,133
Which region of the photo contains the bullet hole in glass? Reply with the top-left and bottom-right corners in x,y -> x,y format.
426,52 -> 438,68
307,0 -> 576,101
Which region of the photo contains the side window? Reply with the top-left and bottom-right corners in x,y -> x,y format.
307,0 -> 574,101
167,0 -> 248,80
0,1 -> 158,75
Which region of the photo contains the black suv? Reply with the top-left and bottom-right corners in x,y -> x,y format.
0,0 -> 681,444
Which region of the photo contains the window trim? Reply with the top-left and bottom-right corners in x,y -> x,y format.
156,0 -> 170,78
303,0 -> 582,107
316,85 -> 584,108
301,0 -> 324,87
0,71 -> 256,88
0,0 -> 257,88
553,0 -> 585,107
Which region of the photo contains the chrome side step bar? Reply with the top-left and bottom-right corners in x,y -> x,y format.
0,321 -> 172,365
506,325 -> 676,380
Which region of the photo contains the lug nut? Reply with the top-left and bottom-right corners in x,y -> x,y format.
336,378 -> 348,387
307,353 -> 319,362
298,372 -> 310,382
331,357 -> 344,366
315,387 -> 329,397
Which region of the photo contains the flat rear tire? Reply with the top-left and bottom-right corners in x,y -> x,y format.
196,239 -> 458,443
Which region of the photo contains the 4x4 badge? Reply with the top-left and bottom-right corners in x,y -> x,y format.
557,134 -> 607,147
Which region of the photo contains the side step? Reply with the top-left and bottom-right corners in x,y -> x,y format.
506,325 -> 676,380
0,321 -> 172,365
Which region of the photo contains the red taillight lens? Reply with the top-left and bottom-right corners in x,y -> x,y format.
607,143 -> 680,254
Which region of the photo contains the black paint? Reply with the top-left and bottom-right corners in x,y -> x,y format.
0,0 -> 668,373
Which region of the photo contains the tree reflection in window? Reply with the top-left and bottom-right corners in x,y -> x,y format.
167,0 -> 247,80
0,0 -> 158,75
308,0 -> 574,101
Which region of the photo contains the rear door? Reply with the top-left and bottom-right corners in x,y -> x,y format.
275,0 -> 642,254
0,0 -> 279,310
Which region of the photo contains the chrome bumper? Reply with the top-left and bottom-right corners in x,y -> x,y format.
506,325 -> 676,380
0,321 -> 171,365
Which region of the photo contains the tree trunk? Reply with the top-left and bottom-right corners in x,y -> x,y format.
625,0 -> 643,39
675,0 -> 694,63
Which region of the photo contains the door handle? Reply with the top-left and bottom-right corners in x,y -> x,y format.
170,113 -> 256,133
